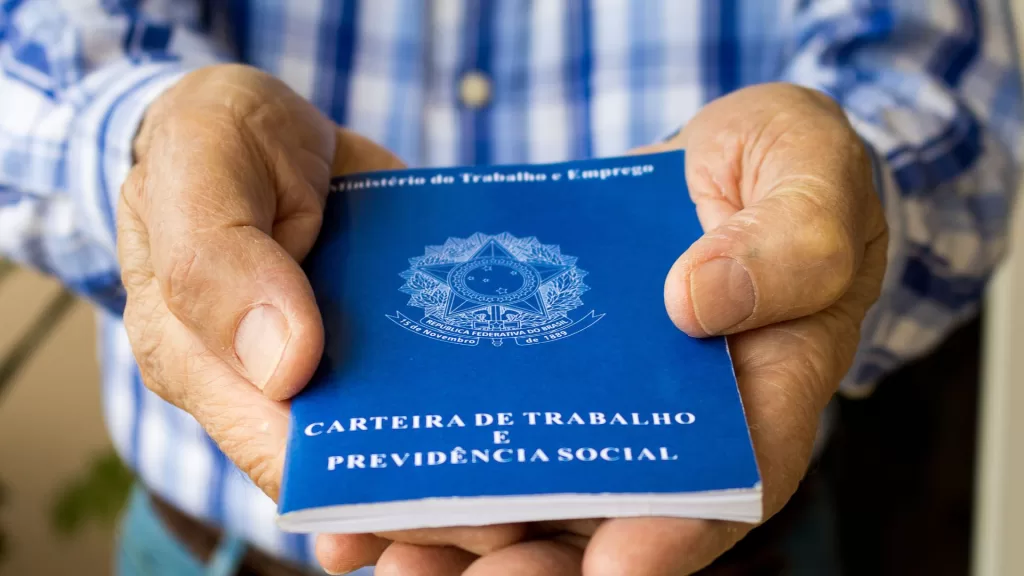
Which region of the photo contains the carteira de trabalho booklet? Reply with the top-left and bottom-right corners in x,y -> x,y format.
276,150 -> 762,534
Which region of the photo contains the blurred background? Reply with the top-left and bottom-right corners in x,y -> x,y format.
6,4 -> 1024,576
0,262 -> 122,575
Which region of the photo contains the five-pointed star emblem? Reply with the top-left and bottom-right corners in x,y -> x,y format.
415,239 -> 571,319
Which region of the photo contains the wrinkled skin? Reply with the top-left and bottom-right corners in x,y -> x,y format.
118,64 -> 886,575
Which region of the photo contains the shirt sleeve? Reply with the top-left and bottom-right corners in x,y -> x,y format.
0,0 -> 227,314
778,0 -> 1024,396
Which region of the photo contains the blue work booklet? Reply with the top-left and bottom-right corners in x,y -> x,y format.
276,151 -> 762,534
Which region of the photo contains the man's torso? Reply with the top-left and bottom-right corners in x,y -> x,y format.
103,0 -> 799,568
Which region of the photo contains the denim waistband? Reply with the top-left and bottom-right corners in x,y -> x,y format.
116,485 -> 247,576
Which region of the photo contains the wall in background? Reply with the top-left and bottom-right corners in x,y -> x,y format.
971,2 -> 1024,574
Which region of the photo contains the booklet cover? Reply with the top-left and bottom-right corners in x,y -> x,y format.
276,151 -> 762,534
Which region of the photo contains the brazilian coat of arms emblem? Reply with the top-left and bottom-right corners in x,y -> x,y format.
387,233 -> 604,346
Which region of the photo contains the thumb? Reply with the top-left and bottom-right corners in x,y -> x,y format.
665,181 -> 866,338
645,86 -> 882,338
129,113 -> 326,401
636,83 -> 886,338
126,115 -> 401,401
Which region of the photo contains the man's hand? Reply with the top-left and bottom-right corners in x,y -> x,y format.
380,82 -> 888,575
117,64 -> 524,574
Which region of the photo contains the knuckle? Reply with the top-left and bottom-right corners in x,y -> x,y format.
807,219 -> 857,286
248,455 -> 283,500
124,297 -> 179,405
119,251 -> 152,292
784,191 -> 859,299
120,166 -> 146,208
161,239 -> 203,316
116,210 -> 155,292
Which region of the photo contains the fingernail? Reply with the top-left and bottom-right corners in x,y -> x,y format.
690,258 -> 754,334
235,305 -> 290,389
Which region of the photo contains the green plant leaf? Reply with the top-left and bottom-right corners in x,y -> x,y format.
51,450 -> 134,537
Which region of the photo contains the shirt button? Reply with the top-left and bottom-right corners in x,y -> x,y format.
459,71 -> 492,109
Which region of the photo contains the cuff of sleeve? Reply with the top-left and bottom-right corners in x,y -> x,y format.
67,60 -> 195,251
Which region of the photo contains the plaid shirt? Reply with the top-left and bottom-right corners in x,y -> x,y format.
1,0 -> 1022,568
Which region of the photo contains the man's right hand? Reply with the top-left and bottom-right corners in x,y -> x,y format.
117,64 -> 522,574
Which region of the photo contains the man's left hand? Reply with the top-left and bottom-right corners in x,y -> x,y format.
371,82 -> 888,575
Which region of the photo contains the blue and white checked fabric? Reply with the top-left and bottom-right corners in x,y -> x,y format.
2,0 -> 1022,568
